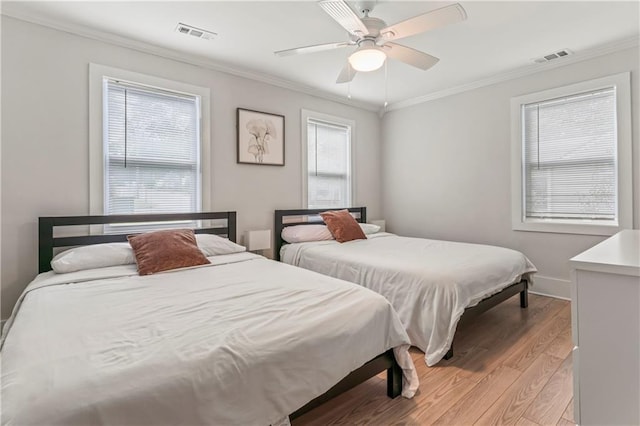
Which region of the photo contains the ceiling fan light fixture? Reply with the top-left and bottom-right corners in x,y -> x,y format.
348,45 -> 386,72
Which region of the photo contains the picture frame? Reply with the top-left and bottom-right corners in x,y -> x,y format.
237,108 -> 285,166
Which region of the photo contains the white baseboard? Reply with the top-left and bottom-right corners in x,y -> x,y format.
529,275 -> 572,301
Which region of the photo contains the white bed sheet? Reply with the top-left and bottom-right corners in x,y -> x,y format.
281,233 -> 537,366
1,252 -> 417,425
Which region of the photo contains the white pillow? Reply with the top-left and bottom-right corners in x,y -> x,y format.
281,224 -> 333,243
51,233 -> 245,273
281,223 -> 380,243
359,223 -> 381,235
51,242 -> 135,274
196,234 -> 246,256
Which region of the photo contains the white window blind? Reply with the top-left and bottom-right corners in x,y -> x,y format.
307,118 -> 351,209
104,79 -> 201,216
522,87 -> 617,221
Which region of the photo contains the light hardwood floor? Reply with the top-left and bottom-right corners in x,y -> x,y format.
293,294 -> 574,426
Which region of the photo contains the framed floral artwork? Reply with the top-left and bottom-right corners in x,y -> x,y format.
237,108 -> 285,166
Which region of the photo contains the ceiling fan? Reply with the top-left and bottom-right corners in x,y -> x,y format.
275,1 -> 467,83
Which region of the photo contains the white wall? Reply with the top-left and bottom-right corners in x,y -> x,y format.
382,47 -> 639,299
0,16 -> 383,318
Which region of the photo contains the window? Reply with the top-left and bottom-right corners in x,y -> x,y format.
302,110 -> 354,209
511,73 -> 632,235
90,64 -> 211,219
104,80 -> 200,215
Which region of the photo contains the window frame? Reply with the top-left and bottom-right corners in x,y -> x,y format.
89,64 -> 211,218
510,72 -> 632,236
301,109 -> 356,209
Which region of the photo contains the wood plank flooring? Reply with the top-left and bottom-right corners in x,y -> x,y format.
293,294 -> 574,426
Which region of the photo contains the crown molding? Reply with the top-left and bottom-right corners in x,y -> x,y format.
383,35 -> 640,114
0,8 -> 379,113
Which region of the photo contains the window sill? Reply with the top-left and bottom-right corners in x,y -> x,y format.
512,219 -> 623,236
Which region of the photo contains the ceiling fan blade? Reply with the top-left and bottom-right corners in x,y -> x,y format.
381,3 -> 467,41
319,0 -> 369,37
384,42 -> 439,70
336,61 -> 357,83
275,42 -> 351,57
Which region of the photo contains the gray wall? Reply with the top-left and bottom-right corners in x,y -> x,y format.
381,47 -> 639,299
2,15 -> 637,317
0,16 -> 383,318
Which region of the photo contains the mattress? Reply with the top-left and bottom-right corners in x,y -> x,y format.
1,252 -> 417,425
281,233 -> 537,365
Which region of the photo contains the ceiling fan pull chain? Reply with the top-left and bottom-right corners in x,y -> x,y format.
384,59 -> 388,109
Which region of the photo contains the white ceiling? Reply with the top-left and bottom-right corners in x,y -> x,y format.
3,1 -> 639,109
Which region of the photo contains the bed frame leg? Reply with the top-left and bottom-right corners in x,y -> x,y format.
387,360 -> 402,398
443,346 -> 454,360
520,288 -> 528,308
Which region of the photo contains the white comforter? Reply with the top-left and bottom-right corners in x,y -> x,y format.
1,252 -> 417,426
281,233 -> 537,366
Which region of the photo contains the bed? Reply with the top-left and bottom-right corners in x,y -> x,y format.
1,212 -> 418,425
275,207 -> 537,366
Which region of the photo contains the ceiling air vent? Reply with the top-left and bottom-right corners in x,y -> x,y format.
534,49 -> 573,63
175,23 -> 217,41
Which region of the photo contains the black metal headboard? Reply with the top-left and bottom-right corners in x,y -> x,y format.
274,207 -> 366,261
39,212 -> 237,273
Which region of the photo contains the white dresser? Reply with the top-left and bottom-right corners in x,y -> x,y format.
570,230 -> 640,425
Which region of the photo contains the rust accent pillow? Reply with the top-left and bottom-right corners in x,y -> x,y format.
127,229 -> 210,276
320,209 -> 367,243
